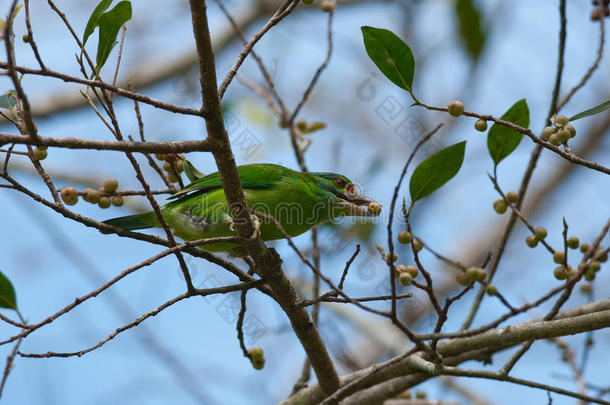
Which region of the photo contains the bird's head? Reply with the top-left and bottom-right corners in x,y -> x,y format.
309,172 -> 381,218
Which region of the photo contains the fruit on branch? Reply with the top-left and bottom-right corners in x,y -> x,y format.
398,230 -> 412,244
493,198 -> 507,214
412,238 -> 423,252
567,236 -> 580,249
553,266 -> 567,280
553,250 -> 566,264
103,178 -> 119,193
535,226 -> 548,240
486,284 -> 497,296
112,196 -> 124,207
98,196 -> 111,209
506,190 -> 518,204
103,164 -> 381,253
541,126 -> 556,140
32,147 -> 47,160
526,235 -> 538,248
60,186 -> 78,205
447,100 -> 464,117
554,114 -> 569,127
83,188 -> 100,204
398,272 -> 413,286
474,118 -> 487,132
248,346 -> 265,370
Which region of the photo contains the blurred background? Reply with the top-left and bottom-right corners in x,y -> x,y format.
0,0 -> 609,403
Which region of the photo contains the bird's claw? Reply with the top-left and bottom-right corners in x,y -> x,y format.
228,215 -> 261,240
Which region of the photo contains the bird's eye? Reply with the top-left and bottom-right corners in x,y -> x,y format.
334,178 -> 346,188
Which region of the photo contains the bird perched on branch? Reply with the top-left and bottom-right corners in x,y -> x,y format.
103,163 -> 381,255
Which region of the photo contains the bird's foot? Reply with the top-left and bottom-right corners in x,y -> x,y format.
227,214 -> 261,240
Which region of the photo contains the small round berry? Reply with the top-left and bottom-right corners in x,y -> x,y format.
506,191 -> 518,204
60,186 -> 78,206
565,124 -> 576,138
556,128 -> 570,144
155,153 -> 165,161
412,239 -> 423,252
112,196 -> 124,207
486,284 -> 497,296
320,0 -> 335,12
248,346 -> 264,360
98,196 -> 111,209
32,147 -> 47,161
553,250 -> 566,264
176,159 -> 184,173
456,271 -> 471,286
580,283 -> 593,293
555,114 -> 569,127
398,231 -> 413,244
591,7 -> 601,20
535,226 -> 548,240
585,270 -> 596,281
476,268 -> 486,281
567,236 -> 579,250
403,265 -> 418,278
386,252 -> 398,264
163,161 -> 172,172
367,202 -> 382,215
553,266 -> 568,280
588,261 -> 601,272
493,199 -> 507,214
466,267 -> 480,282
84,188 -> 100,204
167,172 -> 179,183
296,118 -> 307,131
541,126 -> 556,140
447,101 -> 464,117
103,178 -> 119,193
526,235 -> 538,248
549,133 -> 561,146
580,243 -> 590,254
474,119 -> 487,132
22,34 -> 30,43
398,272 -> 413,286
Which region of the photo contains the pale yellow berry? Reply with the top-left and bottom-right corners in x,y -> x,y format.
448,101 -> 464,117
535,226 -> 548,240
506,191 -> 518,204
60,186 -> 78,206
398,272 -> 413,286
84,188 -> 100,204
320,0 -> 335,12
111,196 -> 124,207
474,119 -> 487,132
541,126 -> 556,140
555,115 -> 569,127
367,202 -> 382,215
103,178 -> 119,193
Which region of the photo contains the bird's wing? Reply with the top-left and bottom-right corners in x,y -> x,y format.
167,163 -> 290,200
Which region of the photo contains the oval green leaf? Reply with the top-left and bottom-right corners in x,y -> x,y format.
569,100 -> 610,121
0,92 -> 16,110
361,26 -> 415,91
83,0 -> 113,46
0,271 -> 17,310
409,141 -> 466,202
183,159 -> 205,183
455,0 -> 486,60
487,99 -> 529,166
96,1 -> 132,72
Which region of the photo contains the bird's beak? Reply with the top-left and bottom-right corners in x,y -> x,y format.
336,192 -> 381,217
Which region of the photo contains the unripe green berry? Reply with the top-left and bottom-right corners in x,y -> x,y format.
398,272 -> 413,286
585,270 -> 596,281
402,265 -> 418,278
33,147 -> 47,161
541,126 -> 556,140
456,271 -> 471,286
526,235 -> 538,248
398,230 -> 413,244
155,153 -> 165,161
22,34 -> 30,43
556,128 -> 570,143
167,172 -> 179,183
175,159 -> 184,173
111,196 -> 124,207
163,161 -> 172,171
580,283 -> 593,293
60,186 -> 78,206
553,250 -> 566,264
84,188 -> 100,204
367,202 -> 382,215
493,198 -> 507,214
466,267 -> 480,282
302,0 -> 314,5
580,243 -> 590,253
567,236 -> 579,249
296,118 -> 307,131
565,124 -> 576,138
506,191 -> 518,204
549,133 -> 561,146
412,239 -> 423,252
103,178 -> 119,193
553,266 -> 567,280
98,196 -> 111,209
474,119 -> 487,132
475,268 -> 486,281
386,252 -> 398,264
486,284 -> 497,296
554,115 -> 569,127
447,101 -> 464,117
248,347 -> 265,370
535,226 -> 548,240
588,261 -> 601,272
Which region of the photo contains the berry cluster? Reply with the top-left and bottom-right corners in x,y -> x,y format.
155,153 -> 184,183
493,190 -> 518,214
541,115 -> 576,146
393,231 -> 423,286
59,178 -> 123,208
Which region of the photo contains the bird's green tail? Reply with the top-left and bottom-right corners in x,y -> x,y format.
103,211 -> 159,231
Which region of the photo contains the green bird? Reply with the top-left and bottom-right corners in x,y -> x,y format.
103,163 -> 380,255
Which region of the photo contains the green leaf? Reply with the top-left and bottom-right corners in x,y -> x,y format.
0,92 -> 16,110
83,0 -> 113,46
409,141 -> 466,202
455,0 -> 486,60
487,99 -> 529,166
0,271 -> 17,310
361,26 -> 415,91
95,1 -> 132,71
569,100 -> 610,121
183,159 -> 205,182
